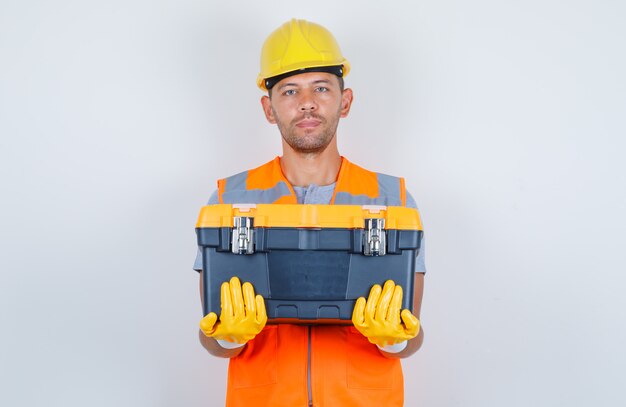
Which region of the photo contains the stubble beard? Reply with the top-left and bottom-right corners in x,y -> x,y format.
274,109 -> 341,155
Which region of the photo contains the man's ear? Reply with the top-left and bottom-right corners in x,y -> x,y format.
340,88 -> 354,118
261,95 -> 276,124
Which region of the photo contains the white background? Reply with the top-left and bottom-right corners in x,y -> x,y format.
1,1 -> 625,406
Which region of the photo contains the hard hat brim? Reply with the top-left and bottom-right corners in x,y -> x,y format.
262,65 -> 346,91
257,61 -> 350,91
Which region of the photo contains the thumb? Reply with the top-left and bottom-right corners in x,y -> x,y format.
255,294 -> 267,327
400,309 -> 420,337
199,312 -> 218,336
352,297 -> 367,328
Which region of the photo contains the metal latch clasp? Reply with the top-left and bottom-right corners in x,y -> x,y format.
232,216 -> 254,254
363,218 -> 386,256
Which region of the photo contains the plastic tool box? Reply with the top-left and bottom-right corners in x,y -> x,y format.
196,204 -> 423,324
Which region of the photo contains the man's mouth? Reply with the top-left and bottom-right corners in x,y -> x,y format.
295,119 -> 322,128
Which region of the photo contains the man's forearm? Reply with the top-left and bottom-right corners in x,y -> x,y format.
378,327 -> 424,359
198,330 -> 246,358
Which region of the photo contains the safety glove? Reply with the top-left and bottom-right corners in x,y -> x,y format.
352,280 -> 420,347
199,276 -> 267,344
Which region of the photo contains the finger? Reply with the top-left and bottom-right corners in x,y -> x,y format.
242,282 -> 256,318
230,276 -> 245,317
365,284 -> 381,324
220,281 -> 233,319
352,297 -> 367,327
401,309 -> 420,337
199,312 -> 218,335
255,294 -> 267,326
376,280 -> 395,322
389,285 -> 403,326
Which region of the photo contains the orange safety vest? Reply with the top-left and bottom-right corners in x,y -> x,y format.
217,157 -> 407,407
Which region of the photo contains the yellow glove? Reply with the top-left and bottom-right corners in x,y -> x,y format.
199,276 -> 267,344
352,280 -> 420,347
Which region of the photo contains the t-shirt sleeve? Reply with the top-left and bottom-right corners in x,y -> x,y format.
405,191 -> 418,210
406,191 -> 427,274
193,190 -> 220,272
206,190 -> 220,205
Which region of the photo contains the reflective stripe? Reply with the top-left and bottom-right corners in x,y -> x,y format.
222,170 -> 248,194
221,180 -> 293,204
333,192 -> 402,206
377,173 -> 403,203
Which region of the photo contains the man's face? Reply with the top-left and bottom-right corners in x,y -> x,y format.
261,72 -> 353,154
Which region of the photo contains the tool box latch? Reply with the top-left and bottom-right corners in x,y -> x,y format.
363,218 -> 386,256
232,217 -> 254,254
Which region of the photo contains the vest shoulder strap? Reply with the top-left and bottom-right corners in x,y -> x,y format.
332,158 -> 406,206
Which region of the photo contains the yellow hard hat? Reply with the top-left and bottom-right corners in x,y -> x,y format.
257,18 -> 350,91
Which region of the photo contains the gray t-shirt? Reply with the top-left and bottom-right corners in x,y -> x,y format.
193,183 -> 426,272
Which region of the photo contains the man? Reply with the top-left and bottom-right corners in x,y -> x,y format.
194,18 -> 426,407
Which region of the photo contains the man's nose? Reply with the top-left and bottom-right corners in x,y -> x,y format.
298,92 -> 317,111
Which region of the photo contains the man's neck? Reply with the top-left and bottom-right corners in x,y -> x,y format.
280,144 -> 342,187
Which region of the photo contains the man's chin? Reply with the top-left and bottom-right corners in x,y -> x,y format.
282,129 -> 335,155
289,141 -> 331,155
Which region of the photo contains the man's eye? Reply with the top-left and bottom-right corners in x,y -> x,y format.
316,87 -> 329,92
284,89 -> 296,96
